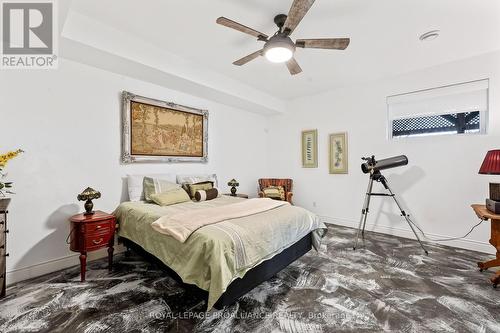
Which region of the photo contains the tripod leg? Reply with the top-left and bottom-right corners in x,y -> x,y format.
385,181 -> 429,255
361,177 -> 374,237
404,216 -> 429,256
354,177 -> 373,250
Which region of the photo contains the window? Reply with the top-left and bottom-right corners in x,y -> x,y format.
387,80 -> 488,139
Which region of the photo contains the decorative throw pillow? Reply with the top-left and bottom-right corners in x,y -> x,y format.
127,173 -> 176,201
194,188 -> 219,202
186,181 -> 214,198
143,177 -> 181,202
150,188 -> 190,206
263,186 -> 285,200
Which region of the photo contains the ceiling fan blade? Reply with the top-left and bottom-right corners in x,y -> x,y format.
296,38 -> 350,50
233,50 -> 262,66
216,17 -> 268,40
286,58 -> 302,75
283,0 -> 316,35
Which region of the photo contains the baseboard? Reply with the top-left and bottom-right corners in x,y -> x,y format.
320,216 -> 495,255
6,244 -> 125,286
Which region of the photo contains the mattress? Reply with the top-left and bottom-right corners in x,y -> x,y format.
114,195 -> 327,309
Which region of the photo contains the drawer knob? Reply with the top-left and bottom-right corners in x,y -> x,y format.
0,221 -> 4,225
95,225 -> 102,230
4,229 -> 9,234
0,245 -> 4,249
4,253 -> 9,257
92,238 -> 103,245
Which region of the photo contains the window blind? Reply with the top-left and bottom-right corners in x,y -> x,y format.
387,79 -> 489,120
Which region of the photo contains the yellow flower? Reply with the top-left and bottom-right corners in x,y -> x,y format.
0,149 -> 23,168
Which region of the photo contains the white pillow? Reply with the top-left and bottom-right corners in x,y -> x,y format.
176,174 -> 218,187
127,173 -> 176,202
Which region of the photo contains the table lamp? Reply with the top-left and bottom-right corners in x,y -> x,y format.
479,150 -> 500,213
77,187 -> 101,215
227,179 -> 239,196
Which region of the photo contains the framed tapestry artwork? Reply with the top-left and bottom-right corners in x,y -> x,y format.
301,129 -> 318,168
121,91 -> 208,163
329,132 -> 348,174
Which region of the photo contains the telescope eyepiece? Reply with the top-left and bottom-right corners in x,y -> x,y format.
361,155 -> 376,167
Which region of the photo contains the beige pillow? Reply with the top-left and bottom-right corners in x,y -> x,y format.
143,177 -> 181,202
176,174 -> 218,187
263,186 -> 285,200
127,173 -> 176,201
150,188 -> 190,206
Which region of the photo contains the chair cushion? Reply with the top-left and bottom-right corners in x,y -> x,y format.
263,186 -> 285,200
259,179 -> 293,194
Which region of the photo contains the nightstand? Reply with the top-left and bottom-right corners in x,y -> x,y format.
69,211 -> 116,282
224,193 -> 249,199
473,204 -> 500,287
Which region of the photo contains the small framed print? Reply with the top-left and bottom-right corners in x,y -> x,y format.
302,129 -> 318,168
329,132 -> 348,174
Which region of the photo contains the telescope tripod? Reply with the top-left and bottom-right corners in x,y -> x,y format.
353,170 -> 429,255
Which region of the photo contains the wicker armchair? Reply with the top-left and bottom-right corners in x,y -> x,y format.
258,178 -> 293,204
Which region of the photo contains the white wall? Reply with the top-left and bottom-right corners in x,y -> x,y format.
267,50 -> 500,253
0,59 -> 268,283
2,50 -> 499,285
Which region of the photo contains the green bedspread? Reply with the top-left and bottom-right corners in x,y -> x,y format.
114,196 -> 327,309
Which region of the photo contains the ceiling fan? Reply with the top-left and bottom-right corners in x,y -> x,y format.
216,0 -> 350,76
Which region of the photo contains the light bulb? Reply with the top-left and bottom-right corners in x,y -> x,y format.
265,47 -> 293,63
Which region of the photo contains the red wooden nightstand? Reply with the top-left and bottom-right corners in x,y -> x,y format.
69,211 -> 116,282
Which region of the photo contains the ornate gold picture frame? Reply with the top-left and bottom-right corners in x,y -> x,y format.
121,91 -> 208,163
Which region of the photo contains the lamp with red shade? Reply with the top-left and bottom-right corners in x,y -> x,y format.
479,149 -> 500,213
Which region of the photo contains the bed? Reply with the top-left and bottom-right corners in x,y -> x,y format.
114,195 -> 327,309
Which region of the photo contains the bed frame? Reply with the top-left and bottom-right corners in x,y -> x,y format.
119,233 -> 312,309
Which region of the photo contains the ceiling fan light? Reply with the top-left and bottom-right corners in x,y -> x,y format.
265,47 -> 293,63
263,34 -> 296,63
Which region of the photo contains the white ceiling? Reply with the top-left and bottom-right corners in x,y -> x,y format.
70,0 -> 500,100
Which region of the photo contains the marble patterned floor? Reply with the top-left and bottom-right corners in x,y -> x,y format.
1,224 -> 499,333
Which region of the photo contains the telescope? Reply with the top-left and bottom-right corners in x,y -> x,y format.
354,154 -> 428,255
361,155 -> 408,174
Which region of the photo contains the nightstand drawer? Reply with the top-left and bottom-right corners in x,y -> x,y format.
84,220 -> 112,234
84,232 -> 112,251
